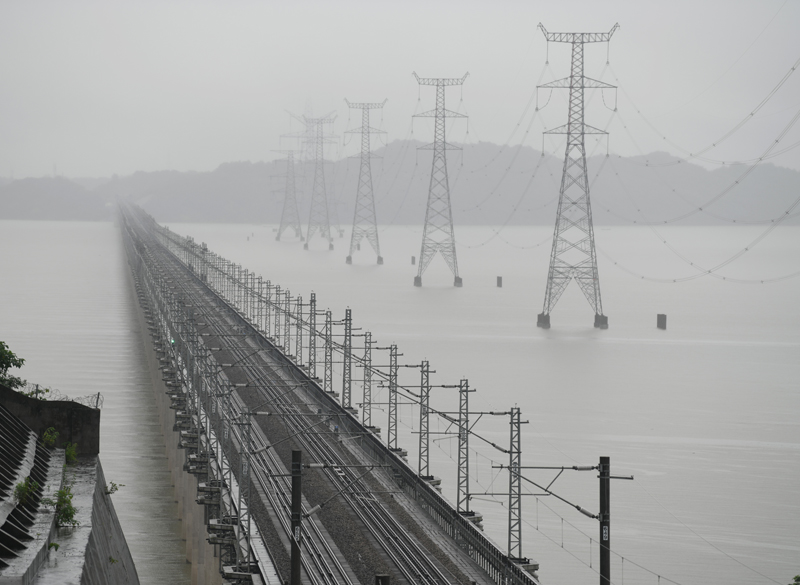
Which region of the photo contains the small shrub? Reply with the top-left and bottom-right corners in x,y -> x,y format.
48,542 -> 59,551
105,481 -> 125,495
42,427 -> 59,448
109,556 -> 118,564
42,486 -> 79,527
20,384 -> 49,399
64,442 -> 78,464
13,476 -> 39,506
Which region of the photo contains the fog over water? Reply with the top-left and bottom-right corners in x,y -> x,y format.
1,2 -> 798,582
3,219 -> 795,585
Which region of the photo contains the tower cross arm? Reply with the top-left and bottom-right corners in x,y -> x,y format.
539,76 -> 616,89
345,98 -> 388,109
413,108 -> 468,119
345,125 -> 387,135
413,71 -> 469,86
538,23 -> 619,43
544,122 -> 608,135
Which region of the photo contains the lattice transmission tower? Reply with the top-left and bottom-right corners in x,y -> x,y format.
345,99 -> 386,265
536,24 -> 618,330
292,112 -> 337,251
274,150 -> 304,241
413,72 -> 468,287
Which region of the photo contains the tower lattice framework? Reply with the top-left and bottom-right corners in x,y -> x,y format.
300,113 -> 337,251
536,24 -> 618,330
275,150 -> 304,241
413,72 -> 468,287
345,99 -> 386,265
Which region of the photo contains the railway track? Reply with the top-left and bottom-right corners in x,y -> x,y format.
125,208 -> 462,585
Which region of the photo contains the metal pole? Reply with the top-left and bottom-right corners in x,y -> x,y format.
418,360 -> 430,477
388,344 -> 398,450
309,292 -> 317,378
291,449 -> 302,585
324,310 -> 333,394
284,290 -> 291,353
457,379 -> 470,513
363,332 -> 372,427
295,295 -> 303,363
509,407 -> 522,560
343,308 -> 352,408
274,284 -> 282,345
599,455 -> 610,585
265,281 -> 272,338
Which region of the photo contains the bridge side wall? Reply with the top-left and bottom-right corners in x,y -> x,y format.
125,262 -> 224,585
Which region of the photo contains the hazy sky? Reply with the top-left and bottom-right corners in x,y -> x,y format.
1,0 -> 798,178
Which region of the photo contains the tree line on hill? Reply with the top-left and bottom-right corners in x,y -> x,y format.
1,140 -> 797,226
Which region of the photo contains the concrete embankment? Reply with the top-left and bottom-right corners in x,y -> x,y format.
126,269 -> 223,585
0,388 -> 138,585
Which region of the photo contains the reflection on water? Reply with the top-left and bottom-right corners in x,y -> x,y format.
0,221 -> 191,585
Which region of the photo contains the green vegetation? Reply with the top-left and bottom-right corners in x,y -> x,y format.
790,576 -> 800,585
105,481 -> 124,495
0,340 -> 25,389
20,384 -> 50,399
64,442 -> 78,464
42,427 -> 59,448
42,485 -> 79,527
109,556 -> 118,564
13,476 -> 39,506
48,542 -> 59,552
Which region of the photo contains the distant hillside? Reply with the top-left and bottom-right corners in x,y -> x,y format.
0,177 -> 112,220
1,142 -> 798,226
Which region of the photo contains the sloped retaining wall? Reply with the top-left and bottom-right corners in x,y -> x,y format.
80,459 -> 139,585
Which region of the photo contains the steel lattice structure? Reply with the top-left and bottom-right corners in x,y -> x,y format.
301,113 -> 337,251
275,150 -> 304,241
388,344 -> 399,451
508,407 -> 523,561
413,72 -> 469,287
342,307 -> 352,409
457,379 -> 472,514
536,24 -> 618,330
362,331 -> 373,428
345,99 -> 386,265
418,360 -> 431,478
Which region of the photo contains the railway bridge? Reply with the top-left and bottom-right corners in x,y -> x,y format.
120,203 -> 540,585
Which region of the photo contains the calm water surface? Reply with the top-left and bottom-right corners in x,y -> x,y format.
0,221 -> 192,585
178,222 -> 800,585
1,220 -> 797,585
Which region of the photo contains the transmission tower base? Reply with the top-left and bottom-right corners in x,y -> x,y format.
537,313 -> 550,329
414,276 -> 422,287
346,256 -> 352,265
594,314 -> 609,329
454,276 -> 463,287
377,256 -> 383,265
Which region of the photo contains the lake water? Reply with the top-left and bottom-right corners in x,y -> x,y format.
1,219 -> 797,585
0,221 -> 192,585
